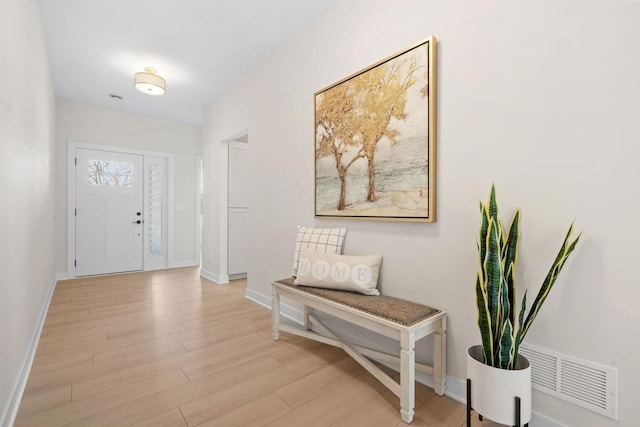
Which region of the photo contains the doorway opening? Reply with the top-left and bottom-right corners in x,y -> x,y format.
196,156 -> 203,266
227,139 -> 248,280
218,129 -> 249,283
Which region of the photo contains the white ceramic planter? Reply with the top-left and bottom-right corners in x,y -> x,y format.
467,344 -> 532,425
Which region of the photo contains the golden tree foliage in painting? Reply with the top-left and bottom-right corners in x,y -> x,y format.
315,49 -> 426,211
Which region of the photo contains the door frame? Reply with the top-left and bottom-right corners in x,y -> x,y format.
227,141 -> 248,279
195,156 -> 203,266
67,140 -> 175,278
218,129 -> 248,283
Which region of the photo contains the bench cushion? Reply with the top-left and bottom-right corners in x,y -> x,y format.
274,277 -> 441,327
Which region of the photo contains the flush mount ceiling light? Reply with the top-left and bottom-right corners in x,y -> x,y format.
134,67 -> 166,95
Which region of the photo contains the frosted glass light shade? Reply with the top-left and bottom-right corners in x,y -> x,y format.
134,67 -> 166,95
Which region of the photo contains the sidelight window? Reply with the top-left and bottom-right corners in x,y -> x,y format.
148,165 -> 163,256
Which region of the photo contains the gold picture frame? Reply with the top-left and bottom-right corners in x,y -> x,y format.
314,36 -> 437,222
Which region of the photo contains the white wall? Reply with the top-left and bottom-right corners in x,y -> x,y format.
55,99 -> 202,272
201,0 -> 640,425
0,0 -> 56,424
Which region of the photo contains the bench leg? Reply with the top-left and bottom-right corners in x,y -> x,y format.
433,317 -> 447,395
271,286 -> 280,341
303,305 -> 312,330
400,331 -> 416,423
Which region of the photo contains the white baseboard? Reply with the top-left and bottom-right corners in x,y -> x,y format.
200,268 -> 229,284
244,288 -> 565,427
1,274 -> 58,427
245,288 -> 304,325
144,266 -> 166,272
55,272 -> 69,281
60,262 -> 201,279
532,412 -> 565,427
245,288 -> 269,308
171,260 -> 199,269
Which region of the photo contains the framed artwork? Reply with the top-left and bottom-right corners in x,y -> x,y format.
314,36 -> 437,222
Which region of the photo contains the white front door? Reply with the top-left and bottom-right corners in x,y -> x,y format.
75,148 -> 144,276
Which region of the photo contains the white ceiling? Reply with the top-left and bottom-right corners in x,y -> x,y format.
37,0 -> 339,125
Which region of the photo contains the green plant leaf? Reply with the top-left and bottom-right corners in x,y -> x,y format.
514,290 -> 528,361
476,272 -> 493,365
496,269 -> 511,366
484,218 -> 503,353
498,318 -> 515,369
488,183 -> 498,220
520,223 -> 581,340
503,210 -> 520,327
478,203 -> 489,280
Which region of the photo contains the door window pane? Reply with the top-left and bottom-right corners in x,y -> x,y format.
88,160 -> 134,187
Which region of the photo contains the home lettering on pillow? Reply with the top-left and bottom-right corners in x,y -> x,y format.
294,248 -> 382,296
298,257 -> 375,286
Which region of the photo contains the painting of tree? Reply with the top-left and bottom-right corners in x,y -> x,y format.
314,36 -> 437,221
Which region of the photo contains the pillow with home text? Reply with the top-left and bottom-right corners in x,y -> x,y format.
294,248 -> 381,296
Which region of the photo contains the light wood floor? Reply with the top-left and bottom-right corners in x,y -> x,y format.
16,267 -> 497,427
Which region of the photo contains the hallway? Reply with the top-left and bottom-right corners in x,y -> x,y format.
15,267 -> 494,426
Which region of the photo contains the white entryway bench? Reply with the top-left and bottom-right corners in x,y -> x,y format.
271,277 -> 447,424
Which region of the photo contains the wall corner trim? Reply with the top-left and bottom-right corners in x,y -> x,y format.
200,268 -> 229,284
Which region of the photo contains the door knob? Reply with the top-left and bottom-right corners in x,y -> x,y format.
133,220 -> 142,224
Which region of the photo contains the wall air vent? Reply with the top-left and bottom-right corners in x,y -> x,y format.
519,343 -> 617,420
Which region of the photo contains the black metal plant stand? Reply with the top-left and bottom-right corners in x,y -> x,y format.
466,378 -> 529,427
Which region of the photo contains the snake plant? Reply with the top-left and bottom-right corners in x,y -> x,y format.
476,185 -> 581,369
